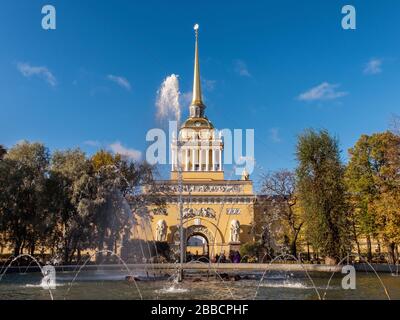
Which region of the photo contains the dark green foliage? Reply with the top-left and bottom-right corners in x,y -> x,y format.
0,145 -> 6,159
0,142 -> 162,263
240,241 -> 261,258
296,129 -> 350,263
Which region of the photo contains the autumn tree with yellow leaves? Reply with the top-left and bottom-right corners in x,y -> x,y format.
346,131 -> 400,263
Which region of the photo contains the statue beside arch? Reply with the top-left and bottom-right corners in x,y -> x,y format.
230,219 -> 240,243
156,219 -> 167,241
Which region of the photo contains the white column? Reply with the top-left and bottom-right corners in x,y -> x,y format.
175,146 -> 179,171
218,149 -> 222,171
206,147 -> 209,171
192,148 -> 195,171
171,148 -> 175,171
212,148 -> 215,171
176,147 -> 179,171
185,148 -> 189,171
199,148 -> 203,171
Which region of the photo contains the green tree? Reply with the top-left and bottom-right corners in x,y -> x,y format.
49,149 -> 93,263
0,141 -> 50,256
368,132 -> 400,264
83,151 -> 161,262
296,129 -> 350,264
240,241 -> 262,259
0,145 -> 6,159
0,141 -> 162,262
346,132 -> 400,263
345,135 -> 379,260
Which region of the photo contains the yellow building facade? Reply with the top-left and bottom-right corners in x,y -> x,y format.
143,26 -> 256,261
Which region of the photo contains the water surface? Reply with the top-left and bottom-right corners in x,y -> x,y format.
0,269 -> 399,300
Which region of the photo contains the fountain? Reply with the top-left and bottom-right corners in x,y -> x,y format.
0,154 -> 399,300
322,254 -> 391,300
254,253 -> 322,300
0,254 -> 55,300
63,249 -> 143,300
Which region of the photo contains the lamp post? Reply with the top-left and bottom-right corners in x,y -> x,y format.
177,138 -> 184,282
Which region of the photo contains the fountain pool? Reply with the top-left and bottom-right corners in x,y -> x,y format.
1,269 -> 400,300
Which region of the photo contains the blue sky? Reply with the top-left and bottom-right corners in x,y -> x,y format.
1,0 -> 399,185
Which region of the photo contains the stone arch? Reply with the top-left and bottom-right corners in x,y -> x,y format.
182,217 -> 225,245
186,224 -> 215,246
185,225 -> 213,259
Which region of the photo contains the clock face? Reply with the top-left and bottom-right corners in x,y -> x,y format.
195,121 -> 201,127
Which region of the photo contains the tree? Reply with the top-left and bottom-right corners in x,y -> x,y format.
0,141 -> 50,256
260,170 -> 303,257
345,135 -> 380,260
367,132 -> 400,264
91,149 -> 121,171
0,145 -> 6,159
80,150 -> 162,262
252,196 -> 281,259
0,141 -> 163,262
49,149 -> 93,263
240,241 -> 262,260
0,145 -> 5,250
296,129 -> 350,264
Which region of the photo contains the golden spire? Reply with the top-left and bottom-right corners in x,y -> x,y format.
190,24 -> 205,115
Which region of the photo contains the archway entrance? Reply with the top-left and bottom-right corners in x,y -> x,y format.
186,234 -> 209,261
179,224 -> 216,262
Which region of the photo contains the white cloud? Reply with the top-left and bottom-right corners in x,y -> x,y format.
17,62 -> 57,86
107,74 -> 132,91
364,58 -> 383,75
109,141 -> 141,161
297,82 -> 348,101
84,140 -> 101,147
233,59 -> 251,77
269,128 -> 281,143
